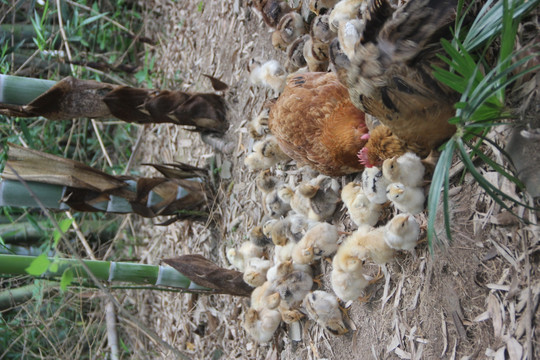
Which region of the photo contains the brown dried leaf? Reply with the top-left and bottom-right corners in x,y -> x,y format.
163,255 -> 254,297
3,144 -> 126,192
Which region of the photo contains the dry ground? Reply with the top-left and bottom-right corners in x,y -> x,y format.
122,1 -> 540,359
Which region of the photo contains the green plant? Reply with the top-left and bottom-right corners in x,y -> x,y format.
427,0 -> 540,248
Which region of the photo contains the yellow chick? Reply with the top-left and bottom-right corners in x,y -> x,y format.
274,241 -> 296,263
262,218 -> 278,238
244,135 -> 290,171
267,260 -> 293,284
243,307 -> 282,343
309,0 -> 340,15
331,224 -> 371,273
382,152 -> 425,187
386,183 -> 425,215
272,12 -> 307,50
328,0 -> 366,32
248,59 -> 288,94
226,241 -> 265,271
251,281 -> 280,311
248,108 -> 270,139
361,166 -> 390,204
352,228 -> 396,267
310,15 -> 336,43
303,290 -> 348,335
341,181 -> 382,226
384,214 -> 421,251
243,258 -> 273,287
331,265 -> 370,301
303,35 -> 330,72
292,222 -> 339,265
275,270 -> 314,307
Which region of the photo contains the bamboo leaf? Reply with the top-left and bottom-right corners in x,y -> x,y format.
53,218 -> 73,247
25,253 -> 50,276
60,267 -> 74,291
427,139 -> 456,249
80,12 -> 108,27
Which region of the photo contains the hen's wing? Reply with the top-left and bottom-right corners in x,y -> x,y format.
348,0 -> 459,156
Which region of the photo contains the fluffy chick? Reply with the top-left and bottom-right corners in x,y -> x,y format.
243,258 -> 273,287
248,108 -> 270,139
248,59 -> 288,94
272,12 -> 307,50
243,307 -> 282,343
384,213 -> 421,251
361,166 -> 390,204
274,241 -> 296,263
263,218 -> 278,238
382,152 -> 425,187
285,35 -> 308,72
286,175 -> 341,221
275,270 -> 314,308
253,0 -> 295,28
310,15 -> 336,43
309,0 -> 340,15
244,135 -> 290,171
303,36 -> 330,72
341,181 -> 382,226
265,185 -> 292,218
386,183 -> 425,215
292,222 -> 339,265
328,0 -> 366,32
226,241 -> 265,271
352,227 -> 396,267
331,265 -> 370,301
332,224 -> 371,273
256,169 -> 278,194
249,225 -> 272,247
251,281 -> 280,311
303,290 -> 348,335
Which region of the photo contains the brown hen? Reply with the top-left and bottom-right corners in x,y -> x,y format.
268,72 -> 369,176
347,0 -> 460,164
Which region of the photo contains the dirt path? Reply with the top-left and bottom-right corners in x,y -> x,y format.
124,1 -> 540,359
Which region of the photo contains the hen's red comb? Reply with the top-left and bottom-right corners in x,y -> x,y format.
358,147 -> 372,168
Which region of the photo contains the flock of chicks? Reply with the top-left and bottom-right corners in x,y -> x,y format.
234,137 -> 427,342
231,0 -> 453,346
251,0 -> 367,77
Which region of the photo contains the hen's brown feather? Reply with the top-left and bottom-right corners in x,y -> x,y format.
269,72 -> 368,176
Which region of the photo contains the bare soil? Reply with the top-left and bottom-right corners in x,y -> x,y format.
124,1 -> 540,359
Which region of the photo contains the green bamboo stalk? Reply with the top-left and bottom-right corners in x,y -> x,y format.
0,179 -> 198,214
0,254 -> 209,290
0,280 -> 57,310
0,74 -> 56,105
0,220 -> 117,244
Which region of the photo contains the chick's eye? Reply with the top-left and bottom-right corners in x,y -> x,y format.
401,222 -> 405,227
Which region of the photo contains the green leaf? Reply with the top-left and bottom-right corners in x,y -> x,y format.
53,218 -> 73,247
427,139 -> 456,249
49,261 -> 58,273
25,253 -> 50,276
60,268 -> 74,292
80,13 -> 108,27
